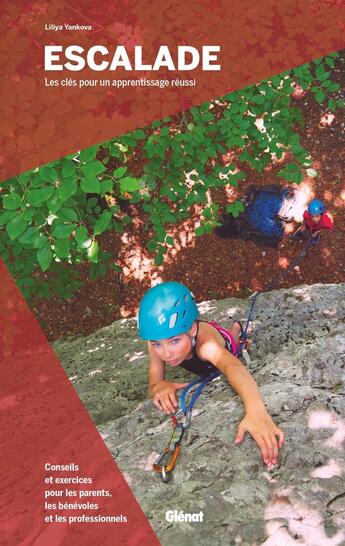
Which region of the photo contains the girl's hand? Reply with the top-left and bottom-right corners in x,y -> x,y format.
152,381 -> 188,415
235,409 -> 285,467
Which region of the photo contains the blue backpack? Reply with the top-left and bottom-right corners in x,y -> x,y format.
216,185 -> 294,247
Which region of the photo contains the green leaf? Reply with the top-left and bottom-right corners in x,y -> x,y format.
314,89 -> 326,104
54,238 -> 71,259
110,263 -> 122,272
39,166 -> 58,182
147,240 -> 157,252
318,73 -> 331,83
226,201 -> 245,217
74,225 -> 88,244
121,135 -> 137,147
51,223 -> 75,238
93,211 -> 112,235
87,240 -> 99,263
113,166 -> 127,178
18,171 -> 32,184
37,243 -> 53,271
34,234 -> 49,249
58,179 -> 77,201
87,197 -> 98,208
109,143 -> 123,157
80,177 -> 100,193
48,193 -> 63,213
3,192 -> 22,210
19,227 -> 39,245
253,94 -> 266,105
316,65 -> 330,81
132,129 -> 146,140
119,177 -> 141,193
61,161 -> 76,178
121,214 -> 131,225
6,216 -> 28,240
154,253 -> 164,266
100,180 -> 113,195
79,145 -> 99,163
328,98 -> 336,112
278,163 -> 304,184
155,226 -> 166,242
12,244 -> 23,257
166,236 -> 174,245
160,127 -> 170,136
27,187 -> 55,207
328,82 -> 340,93
0,209 -> 17,225
81,160 -> 105,176
58,207 -> 78,222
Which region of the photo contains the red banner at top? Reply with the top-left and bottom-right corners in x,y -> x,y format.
1,0 -> 345,180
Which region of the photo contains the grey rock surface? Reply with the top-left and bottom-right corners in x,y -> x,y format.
53,284 -> 345,546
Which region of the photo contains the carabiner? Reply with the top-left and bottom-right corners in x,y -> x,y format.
161,466 -> 171,483
153,444 -> 181,481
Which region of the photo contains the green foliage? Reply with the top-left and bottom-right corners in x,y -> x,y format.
0,52 -> 342,300
0,153 -> 136,299
226,201 -> 245,218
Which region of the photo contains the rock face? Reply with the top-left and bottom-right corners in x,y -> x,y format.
53,284 -> 345,546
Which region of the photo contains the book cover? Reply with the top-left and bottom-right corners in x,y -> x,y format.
1,2 -> 345,545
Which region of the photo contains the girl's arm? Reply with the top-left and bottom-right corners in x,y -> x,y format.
199,340 -> 284,467
199,340 -> 265,412
148,343 -> 188,414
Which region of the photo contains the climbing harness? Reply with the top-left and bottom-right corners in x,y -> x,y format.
153,370 -> 220,482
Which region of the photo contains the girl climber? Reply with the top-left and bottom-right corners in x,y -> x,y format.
138,281 -> 285,468
294,199 -> 333,242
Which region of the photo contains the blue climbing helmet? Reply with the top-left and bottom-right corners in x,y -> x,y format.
138,282 -> 199,340
308,199 -> 325,215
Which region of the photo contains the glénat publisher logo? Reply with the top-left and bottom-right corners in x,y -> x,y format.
165,510 -> 204,523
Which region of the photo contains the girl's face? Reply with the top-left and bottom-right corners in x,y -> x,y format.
310,213 -> 321,223
150,323 -> 197,367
